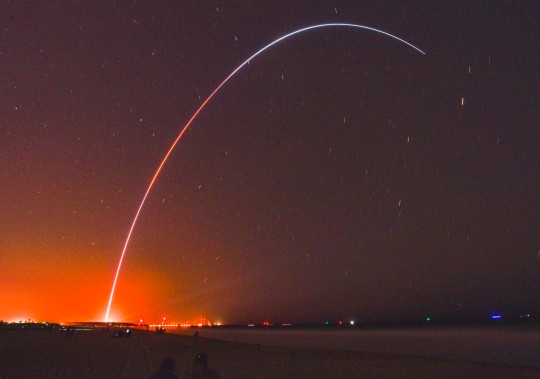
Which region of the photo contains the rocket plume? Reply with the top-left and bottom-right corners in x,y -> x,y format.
105,23 -> 425,322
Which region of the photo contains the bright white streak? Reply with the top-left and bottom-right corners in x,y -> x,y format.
104,23 -> 425,322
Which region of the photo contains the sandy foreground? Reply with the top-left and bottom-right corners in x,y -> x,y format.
0,329 -> 539,378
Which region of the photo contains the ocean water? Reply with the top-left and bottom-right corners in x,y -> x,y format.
172,325 -> 540,367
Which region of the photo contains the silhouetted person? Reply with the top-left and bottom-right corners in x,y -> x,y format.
156,327 -> 166,334
188,352 -> 219,379
149,356 -> 179,379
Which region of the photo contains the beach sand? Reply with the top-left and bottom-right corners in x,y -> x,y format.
1,328 -> 538,378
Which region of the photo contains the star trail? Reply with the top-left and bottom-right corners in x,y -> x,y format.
1,2 -> 537,325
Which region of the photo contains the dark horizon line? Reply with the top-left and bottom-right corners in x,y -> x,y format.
3,314 -> 535,328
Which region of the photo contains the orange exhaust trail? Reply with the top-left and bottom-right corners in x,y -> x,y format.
104,23 -> 425,322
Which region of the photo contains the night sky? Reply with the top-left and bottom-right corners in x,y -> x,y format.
1,2 -> 538,325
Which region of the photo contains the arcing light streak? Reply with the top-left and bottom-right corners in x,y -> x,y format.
104,23 -> 425,322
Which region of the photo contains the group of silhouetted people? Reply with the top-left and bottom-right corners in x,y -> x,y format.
149,353 -> 219,379
113,329 -> 131,338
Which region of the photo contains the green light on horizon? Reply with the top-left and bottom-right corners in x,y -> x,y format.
426,317 -> 431,321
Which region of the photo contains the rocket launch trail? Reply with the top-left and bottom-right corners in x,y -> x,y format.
104,23 -> 425,322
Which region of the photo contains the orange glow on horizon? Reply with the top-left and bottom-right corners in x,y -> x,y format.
0,249 -> 170,323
